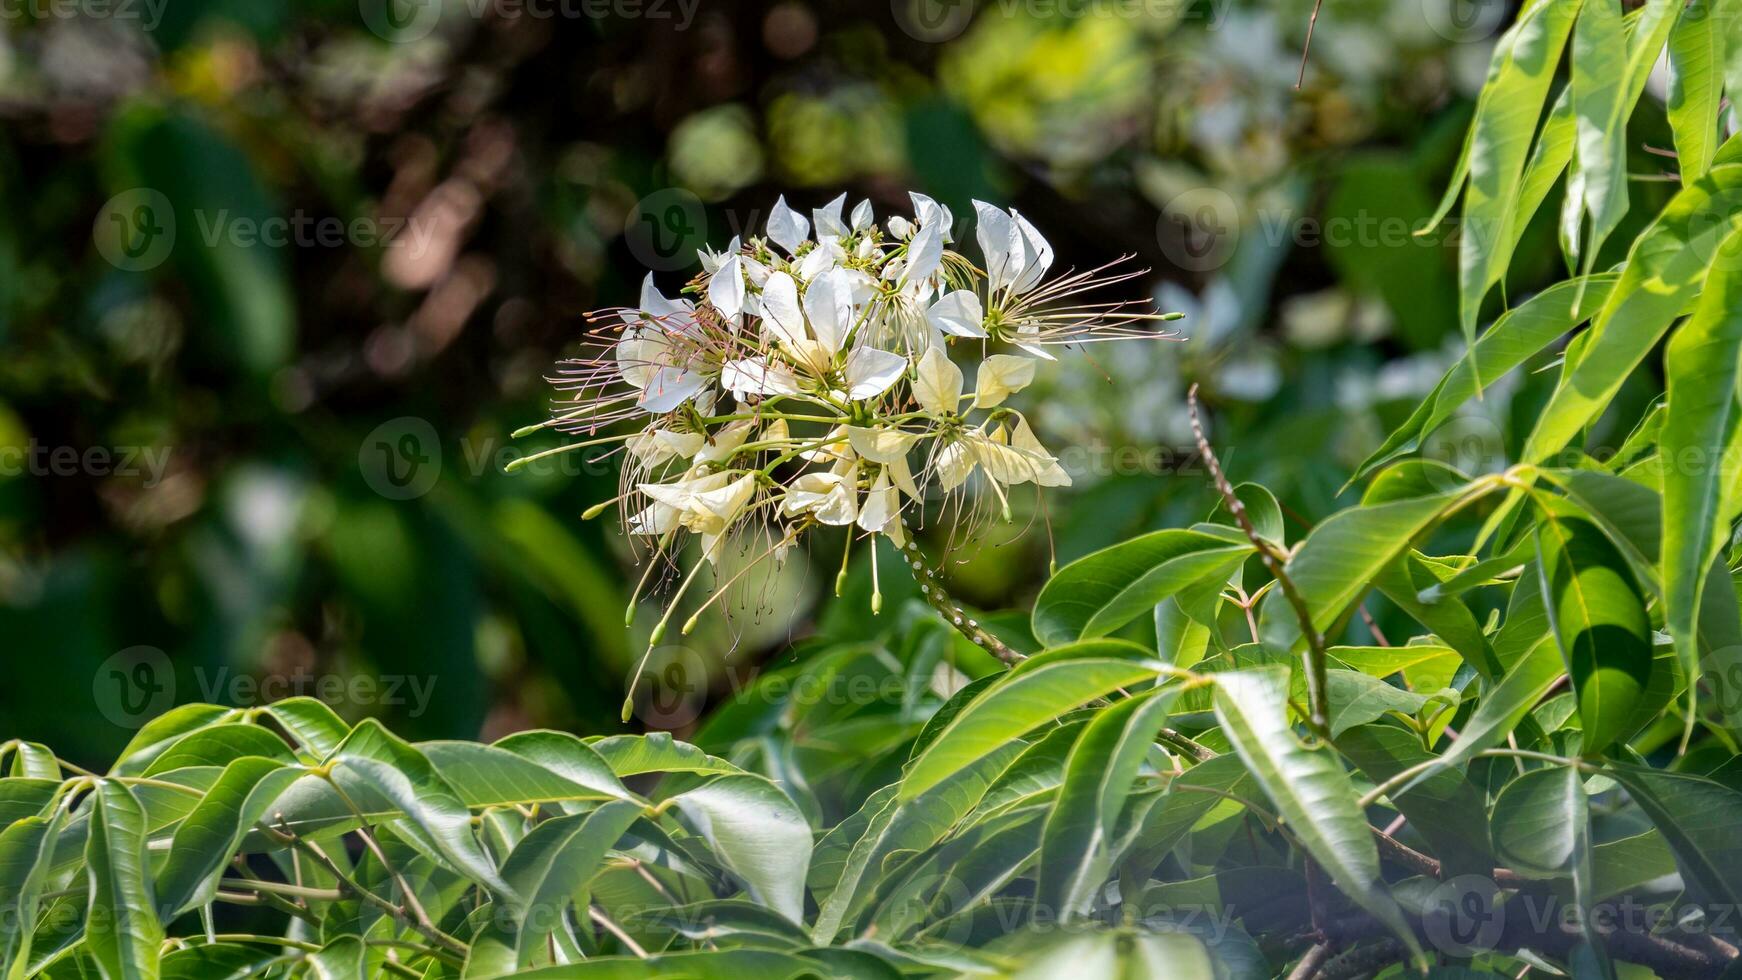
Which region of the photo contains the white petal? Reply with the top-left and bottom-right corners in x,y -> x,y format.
721,357 -> 803,397
759,272 -> 807,349
935,441 -> 976,491
926,289 -> 987,338
844,347 -> 907,401
902,221 -> 943,286
851,198 -> 875,231
913,347 -> 963,416
1010,210 -> 1054,295
847,426 -> 918,464
909,192 -> 953,242
856,470 -> 899,533
1012,417 -> 1071,487
637,368 -> 707,413
973,201 -> 1015,293
767,195 -> 809,255
813,193 -> 848,238
803,268 -> 854,355
709,255 -> 745,318
973,354 -> 1037,408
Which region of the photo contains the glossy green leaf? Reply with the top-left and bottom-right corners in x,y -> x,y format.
1536,512 -> 1654,755
1032,529 -> 1252,644
670,775 -> 812,923
1211,668 -> 1420,960
1668,0 -> 1731,178
154,757 -> 303,916
82,780 -> 162,980
1037,689 -> 1177,918
1661,225 -> 1742,693
501,800 -> 643,964
900,643 -> 1161,801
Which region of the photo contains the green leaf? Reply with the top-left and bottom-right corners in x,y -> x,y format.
304,937 -> 364,980
327,719 -> 512,896
1535,511 -> 1654,755
257,698 -> 351,759
1337,725 -> 1491,877
1263,482 -> 1472,639
1037,689 -> 1178,918
500,800 -> 643,965
1211,668 -> 1420,961
1424,631 -> 1567,783
1523,164 -> 1742,462
1356,270 -> 1616,480
1564,0 -> 1629,270
139,724 -> 293,776
109,705 -> 237,777
811,742 -> 1023,941
1032,529 -> 1252,644
154,758 -> 303,916
1667,0 -> 1731,178
996,929 -> 1217,980
588,733 -> 743,779
1660,224 -> 1742,694
159,944 -> 289,980
1606,764 -> 1742,907
1324,671 -> 1456,738
421,739 -> 629,807
82,780 -> 162,980
900,642 -> 1162,801
669,775 -> 812,923
0,804 -> 67,979
1492,766 -> 1586,874
1126,753 -> 1252,872
1456,0 -> 1580,348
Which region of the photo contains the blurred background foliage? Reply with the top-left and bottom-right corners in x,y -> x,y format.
0,0 -> 1672,766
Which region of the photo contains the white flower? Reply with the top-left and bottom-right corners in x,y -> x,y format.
973,200 -> 1053,299
856,468 -> 905,545
694,420 -> 756,467
638,366 -> 708,413
722,356 -> 803,398
1012,417 -> 1071,487
783,470 -> 858,525
913,347 -> 963,416
709,254 -> 747,319
812,193 -> 849,238
850,198 -> 874,231
910,192 -> 954,242
935,440 -> 976,491
759,272 -> 808,350
848,426 -> 921,499
843,347 -> 907,401
766,195 -> 809,255
973,355 -> 1037,409
927,289 -> 988,339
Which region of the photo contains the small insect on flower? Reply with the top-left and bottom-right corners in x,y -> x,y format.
513,192 -> 1182,716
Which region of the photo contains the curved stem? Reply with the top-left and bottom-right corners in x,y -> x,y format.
893,529 -> 1023,665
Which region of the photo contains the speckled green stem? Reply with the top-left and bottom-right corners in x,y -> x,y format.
893,530 -> 1023,666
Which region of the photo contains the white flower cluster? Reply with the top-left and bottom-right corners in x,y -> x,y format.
544,192 -> 1174,631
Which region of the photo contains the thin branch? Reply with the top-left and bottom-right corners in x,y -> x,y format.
897,526 -> 1023,665
1287,942 -> 1333,980
1296,0 -> 1325,89
1188,384 -> 1331,736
